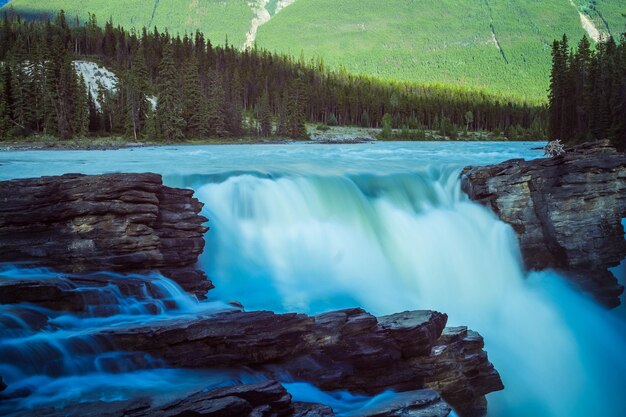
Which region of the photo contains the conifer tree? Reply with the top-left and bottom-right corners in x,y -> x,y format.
224,70 -> 243,136
155,45 -> 184,141
206,70 -> 227,137
72,73 -> 89,137
258,89 -> 272,137
182,57 -> 208,138
126,49 -> 150,140
285,79 -> 308,139
0,71 -> 10,138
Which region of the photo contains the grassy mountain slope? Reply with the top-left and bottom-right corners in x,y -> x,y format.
2,0 -> 624,101
4,0 -> 253,46
256,0 -> 623,101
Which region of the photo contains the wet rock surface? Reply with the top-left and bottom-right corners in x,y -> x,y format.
22,381 -> 452,417
462,140 -> 626,307
0,173 -> 212,298
102,308 -> 502,417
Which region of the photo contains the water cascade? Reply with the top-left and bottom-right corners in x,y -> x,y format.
197,168 -> 626,417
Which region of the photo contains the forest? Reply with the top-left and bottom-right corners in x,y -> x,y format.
548,32 -> 626,150
0,10 -> 547,141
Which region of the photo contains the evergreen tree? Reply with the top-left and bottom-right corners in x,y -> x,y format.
258,89 -> 272,137
126,49 -> 150,140
72,73 -> 89,136
182,57 -> 208,138
155,45 -> 184,141
206,70 -> 227,137
224,70 -> 243,136
285,79 -> 308,139
0,71 -> 10,138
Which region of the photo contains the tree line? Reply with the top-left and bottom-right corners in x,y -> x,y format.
0,9 -> 546,141
548,32 -> 626,149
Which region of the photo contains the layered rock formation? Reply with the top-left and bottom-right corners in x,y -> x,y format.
30,381 -> 451,417
462,140 -> 626,307
0,173 -> 212,298
103,308 -> 502,417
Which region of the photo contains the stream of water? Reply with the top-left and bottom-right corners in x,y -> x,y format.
0,142 -> 624,416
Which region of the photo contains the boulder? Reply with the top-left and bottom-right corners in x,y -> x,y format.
462,140 -> 626,307
0,173 -> 212,298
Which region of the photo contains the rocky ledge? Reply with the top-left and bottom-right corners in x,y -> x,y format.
31,380 -> 451,417
0,173 -> 212,298
95,308 -> 502,417
462,140 -> 626,307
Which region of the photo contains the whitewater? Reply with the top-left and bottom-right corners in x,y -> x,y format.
0,141 -> 625,417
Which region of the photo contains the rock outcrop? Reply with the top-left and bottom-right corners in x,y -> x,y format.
103,308 -> 502,417
0,173 -> 212,298
462,140 -> 626,307
29,381 -> 451,417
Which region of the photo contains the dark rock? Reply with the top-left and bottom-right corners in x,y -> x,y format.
102,308 -> 502,416
29,381 -> 293,417
348,389 -> 450,417
292,402 -> 335,417
462,140 -> 626,307
25,381 -> 454,417
0,375 -> 6,392
0,272 -> 194,315
0,173 -> 211,298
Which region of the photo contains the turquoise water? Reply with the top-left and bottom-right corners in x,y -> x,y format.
0,142 -> 625,417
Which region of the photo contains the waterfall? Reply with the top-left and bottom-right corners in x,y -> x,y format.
197,169 -> 626,417
0,142 -> 624,417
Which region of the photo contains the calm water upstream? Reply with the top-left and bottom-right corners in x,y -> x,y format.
0,141 -> 625,417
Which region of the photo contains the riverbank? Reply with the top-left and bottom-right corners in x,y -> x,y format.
0,126 -> 544,151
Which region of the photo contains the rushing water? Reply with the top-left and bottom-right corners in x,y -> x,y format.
0,142 -> 625,417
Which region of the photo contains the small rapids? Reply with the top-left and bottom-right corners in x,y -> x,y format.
0,267 -> 237,415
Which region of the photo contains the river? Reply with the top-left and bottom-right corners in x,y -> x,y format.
0,141 -> 624,417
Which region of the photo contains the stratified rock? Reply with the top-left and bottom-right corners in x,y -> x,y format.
25,381 -> 453,417
0,173 -> 212,298
29,381 -> 293,417
462,140 -> 626,307
102,308 -> 502,416
292,402 -> 335,417
0,273 -> 189,316
347,389 -> 451,417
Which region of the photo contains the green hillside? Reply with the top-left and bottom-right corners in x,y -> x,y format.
3,0 -> 254,46
2,0 -> 624,101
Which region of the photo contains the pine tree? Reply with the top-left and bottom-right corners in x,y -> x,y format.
88,92 -> 100,132
182,57 -> 208,138
206,70 -> 227,137
155,45 -> 184,141
72,73 -> 89,137
285,79 -> 308,139
258,89 -> 272,137
224,70 -> 243,136
0,71 -> 10,138
126,49 -> 150,140
549,38 -> 565,140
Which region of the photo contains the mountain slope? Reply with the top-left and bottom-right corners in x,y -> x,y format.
2,0 -> 624,100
